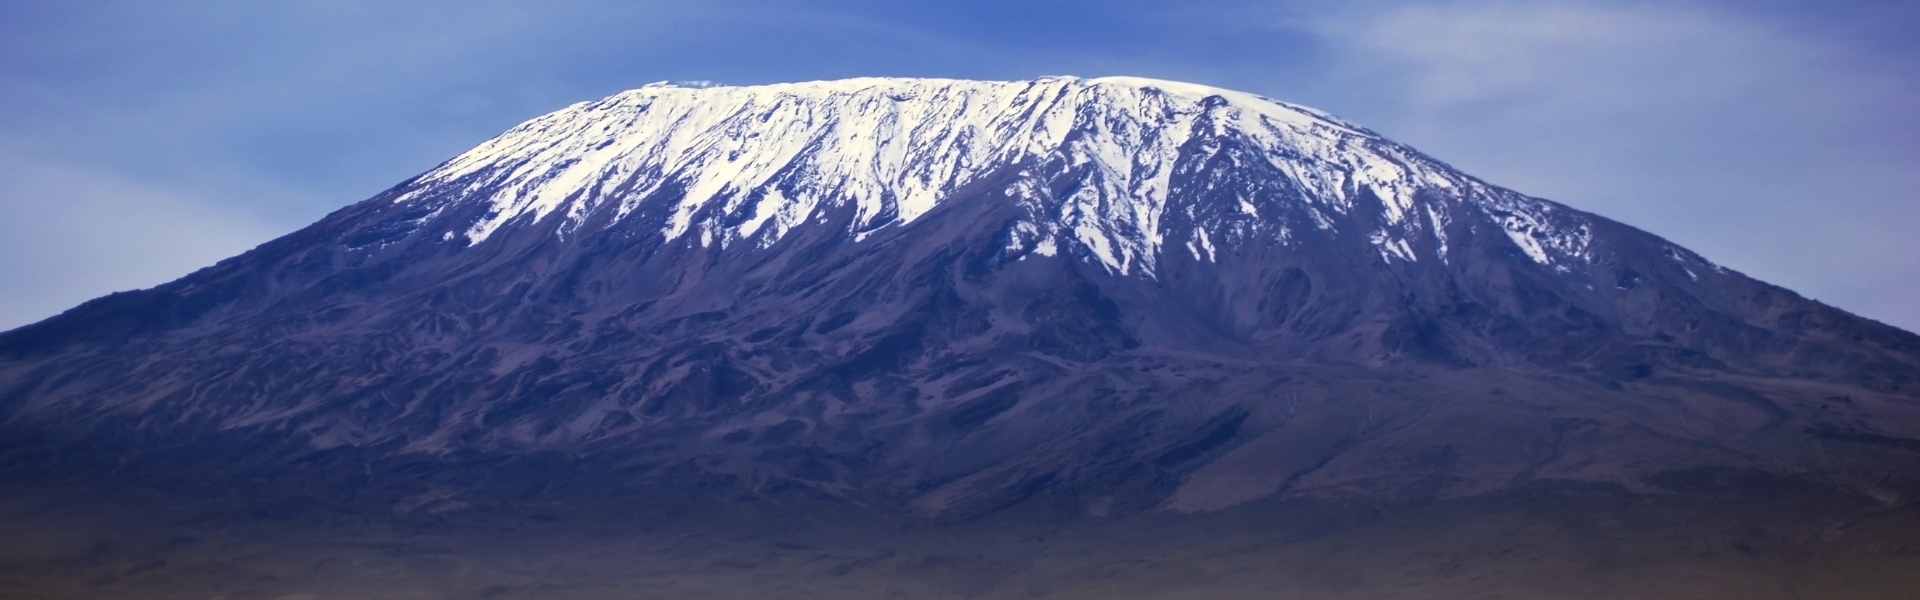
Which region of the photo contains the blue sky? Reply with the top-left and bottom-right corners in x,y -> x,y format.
2,0 -> 1916,332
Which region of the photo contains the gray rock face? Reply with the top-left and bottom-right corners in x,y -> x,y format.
2,77 -> 1917,521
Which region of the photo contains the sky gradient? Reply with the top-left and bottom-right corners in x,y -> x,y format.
2,0 -> 1916,332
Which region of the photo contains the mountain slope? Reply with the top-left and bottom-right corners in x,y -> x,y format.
1,76 -> 1917,522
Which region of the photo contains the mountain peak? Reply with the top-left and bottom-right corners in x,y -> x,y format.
388,76 -> 1588,276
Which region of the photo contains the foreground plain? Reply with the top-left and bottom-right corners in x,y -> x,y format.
3,479 -> 1917,600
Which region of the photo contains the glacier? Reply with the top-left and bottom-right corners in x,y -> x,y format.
393,76 -> 1594,274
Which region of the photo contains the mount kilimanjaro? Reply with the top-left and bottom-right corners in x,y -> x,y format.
3,76 -> 1919,598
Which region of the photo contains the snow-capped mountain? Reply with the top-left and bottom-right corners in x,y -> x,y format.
390,76 -> 1587,274
2,77 -> 1917,521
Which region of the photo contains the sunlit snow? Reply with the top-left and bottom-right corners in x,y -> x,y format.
394,76 -> 1594,275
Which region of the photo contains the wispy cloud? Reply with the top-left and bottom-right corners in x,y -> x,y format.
0,148 -> 284,328
1279,0 -> 1920,330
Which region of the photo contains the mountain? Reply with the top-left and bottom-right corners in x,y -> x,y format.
3,75 -> 1918,529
